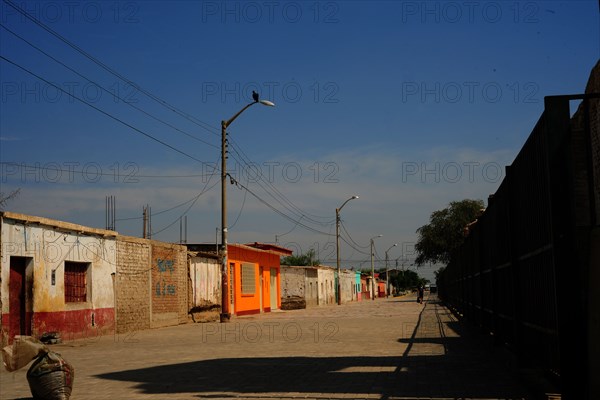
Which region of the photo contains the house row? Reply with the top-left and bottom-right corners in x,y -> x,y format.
279,265 -> 388,309
0,211 -> 291,345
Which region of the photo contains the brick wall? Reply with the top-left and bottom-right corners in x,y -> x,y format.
115,238 -> 151,334
150,242 -> 188,327
116,236 -> 188,333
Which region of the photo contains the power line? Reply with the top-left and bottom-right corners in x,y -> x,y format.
151,174 -> 220,237
228,139 -> 335,226
0,55 -> 206,164
0,23 -> 219,150
2,0 -> 220,138
231,177 -> 335,237
340,220 -> 370,249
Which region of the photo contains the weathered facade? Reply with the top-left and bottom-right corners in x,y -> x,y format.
188,253 -> 220,310
0,212 -> 191,344
305,267 -> 318,306
281,265 -> 361,307
115,236 -> 188,334
280,265 -> 306,298
317,266 -> 335,306
1,212 -> 117,345
339,269 -> 357,303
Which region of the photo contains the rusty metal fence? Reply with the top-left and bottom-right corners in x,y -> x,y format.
438,93 -> 599,400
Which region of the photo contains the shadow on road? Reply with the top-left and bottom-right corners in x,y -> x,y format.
96,299 -> 529,399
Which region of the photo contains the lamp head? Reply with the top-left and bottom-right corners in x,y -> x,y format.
259,100 -> 275,107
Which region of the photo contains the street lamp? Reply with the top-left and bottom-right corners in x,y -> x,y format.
336,195 -> 359,305
220,94 -> 275,323
370,235 -> 382,300
385,243 -> 398,297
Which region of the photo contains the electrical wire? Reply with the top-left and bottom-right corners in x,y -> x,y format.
0,55 -> 206,164
0,23 -> 219,149
228,139 -> 335,226
2,0 -> 220,138
340,219 -> 371,249
230,177 -> 335,237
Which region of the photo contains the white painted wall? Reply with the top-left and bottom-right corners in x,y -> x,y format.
189,256 -> 220,307
1,214 -> 116,314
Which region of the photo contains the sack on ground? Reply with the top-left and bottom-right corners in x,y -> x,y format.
27,351 -> 75,400
2,336 -> 48,372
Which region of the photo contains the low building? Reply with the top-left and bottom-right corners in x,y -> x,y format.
339,269 -> 356,303
1,212 -> 117,344
187,242 -> 292,316
1,211 -> 190,345
281,265 -> 361,307
355,271 -> 362,301
317,265 -> 335,305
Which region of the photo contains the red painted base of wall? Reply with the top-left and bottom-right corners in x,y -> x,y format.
1,308 -> 115,343
235,307 -> 272,317
235,309 -> 260,317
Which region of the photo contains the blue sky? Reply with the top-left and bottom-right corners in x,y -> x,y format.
1,0 -> 598,279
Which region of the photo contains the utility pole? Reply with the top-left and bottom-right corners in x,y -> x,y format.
335,195 -> 358,305
385,244 -> 398,298
142,206 -> 147,239
219,96 -> 275,323
370,235 -> 382,300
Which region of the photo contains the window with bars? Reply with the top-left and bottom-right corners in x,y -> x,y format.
64,261 -> 89,303
241,263 -> 255,295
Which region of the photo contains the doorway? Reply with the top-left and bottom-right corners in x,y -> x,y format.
9,256 -> 33,341
269,268 -> 277,310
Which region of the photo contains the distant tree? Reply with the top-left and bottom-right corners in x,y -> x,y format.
390,269 -> 429,291
281,249 -> 320,266
0,188 -> 20,211
414,199 -> 485,266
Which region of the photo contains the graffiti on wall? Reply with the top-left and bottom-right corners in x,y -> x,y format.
155,258 -> 176,296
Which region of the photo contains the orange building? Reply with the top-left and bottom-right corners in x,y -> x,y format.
226,243 -> 292,316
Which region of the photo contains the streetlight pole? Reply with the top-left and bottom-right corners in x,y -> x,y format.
220,96 -> 275,323
336,195 -> 358,305
370,235 -> 382,300
385,243 -> 397,298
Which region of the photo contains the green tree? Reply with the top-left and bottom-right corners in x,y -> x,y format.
414,199 -> 484,266
281,249 -> 320,266
390,269 -> 429,291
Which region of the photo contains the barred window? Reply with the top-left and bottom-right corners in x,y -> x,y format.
64,262 -> 89,303
241,263 -> 255,295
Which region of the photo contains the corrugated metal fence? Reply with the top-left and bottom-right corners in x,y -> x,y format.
438,94 -> 599,400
